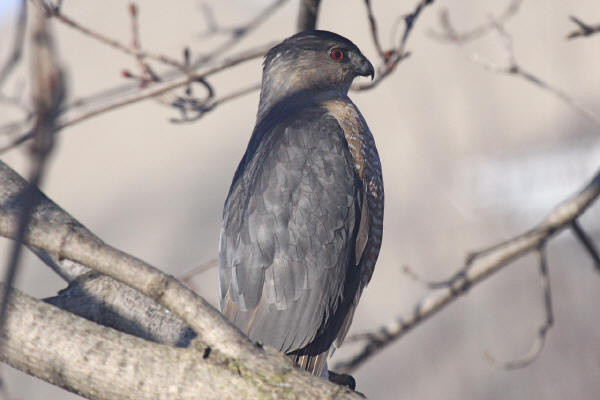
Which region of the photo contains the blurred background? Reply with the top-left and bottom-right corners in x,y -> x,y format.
0,0 -> 599,399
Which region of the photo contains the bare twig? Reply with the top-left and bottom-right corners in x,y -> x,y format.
169,82 -> 259,124
484,247 -> 553,369
44,3 -> 185,69
0,0 -> 65,330
179,259 -> 218,289
0,0 -> 27,88
192,0 -> 288,65
571,220 -> 600,272
0,43 -> 272,153
567,16 -> 600,40
297,0 -> 321,31
335,167 -> 600,373
434,12 -> 600,127
352,0 -> 435,91
363,0 -> 384,57
428,0 -> 523,43
128,3 -> 160,84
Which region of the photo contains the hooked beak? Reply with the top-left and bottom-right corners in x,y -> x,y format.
357,54 -> 375,80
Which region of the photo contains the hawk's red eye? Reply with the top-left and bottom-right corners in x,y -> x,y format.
330,48 -> 344,61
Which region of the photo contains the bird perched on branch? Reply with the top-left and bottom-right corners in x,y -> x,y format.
219,30 -> 384,378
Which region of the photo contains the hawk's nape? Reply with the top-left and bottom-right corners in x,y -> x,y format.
218,30 -> 384,379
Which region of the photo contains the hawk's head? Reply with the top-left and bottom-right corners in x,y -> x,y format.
258,30 -> 374,118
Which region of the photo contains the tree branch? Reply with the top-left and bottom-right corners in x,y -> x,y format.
0,43 -> 272,153
1,284 -> 362,399
335,167 -> 600,373
484,247 -> 553,369
0,0 -> 27,88
431,10 -> 600,127
0,0 -> 65,330
297,0 -> 321,31
352,0 -> 435,91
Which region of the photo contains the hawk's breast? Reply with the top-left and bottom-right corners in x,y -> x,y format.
321,98 -> 384,286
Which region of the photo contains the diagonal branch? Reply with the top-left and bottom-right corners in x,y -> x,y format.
0,160 -> 253,360
571,220 -> 600,271
0,43 -> 272,153
335,167 -> 600,373
432,11 -> 600,127
352,0 -> 435,91
0,284 -> 363,400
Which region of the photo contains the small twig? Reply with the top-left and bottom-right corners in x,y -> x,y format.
0,43 -> 272,154
567,16 -> 600,40
335,167 -> 600,373
169,82 -> 259,124
484,246 -> 553,369
0,0 -> 27,88
44,3 -> 185,69
428,0 -> 523,43
179,259 -> 219,289
363,0 -> 384,57
434,12 -> 600,127
128,3 -> 160,85
352,0 -> 434,91
192,0 -> 288,66
571,220 -> 600,272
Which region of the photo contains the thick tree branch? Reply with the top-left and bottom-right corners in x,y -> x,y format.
0,160 -> 251,360
297,0 -> 321,31
335,167 -> 600,373
0,284 -> 362,400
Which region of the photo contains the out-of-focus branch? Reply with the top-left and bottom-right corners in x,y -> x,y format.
484,247 -> 553,369
0,0 -> 27,88
0,1 -> 285,150
0,43 -> 272,153
567,16 -> 600,40
199,0 -> 288,40
44,2 -> 185,69
363,0 -> 384,57
571,220 -> 600,271
0,0 -> 65,330
297,0 -> 321,31
433,12 -> 600,127
335,167 -> 600,373
428,0 -> 523,43
352,0 -> 435,91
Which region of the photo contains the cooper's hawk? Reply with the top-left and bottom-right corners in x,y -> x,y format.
219,30 -> 384,377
